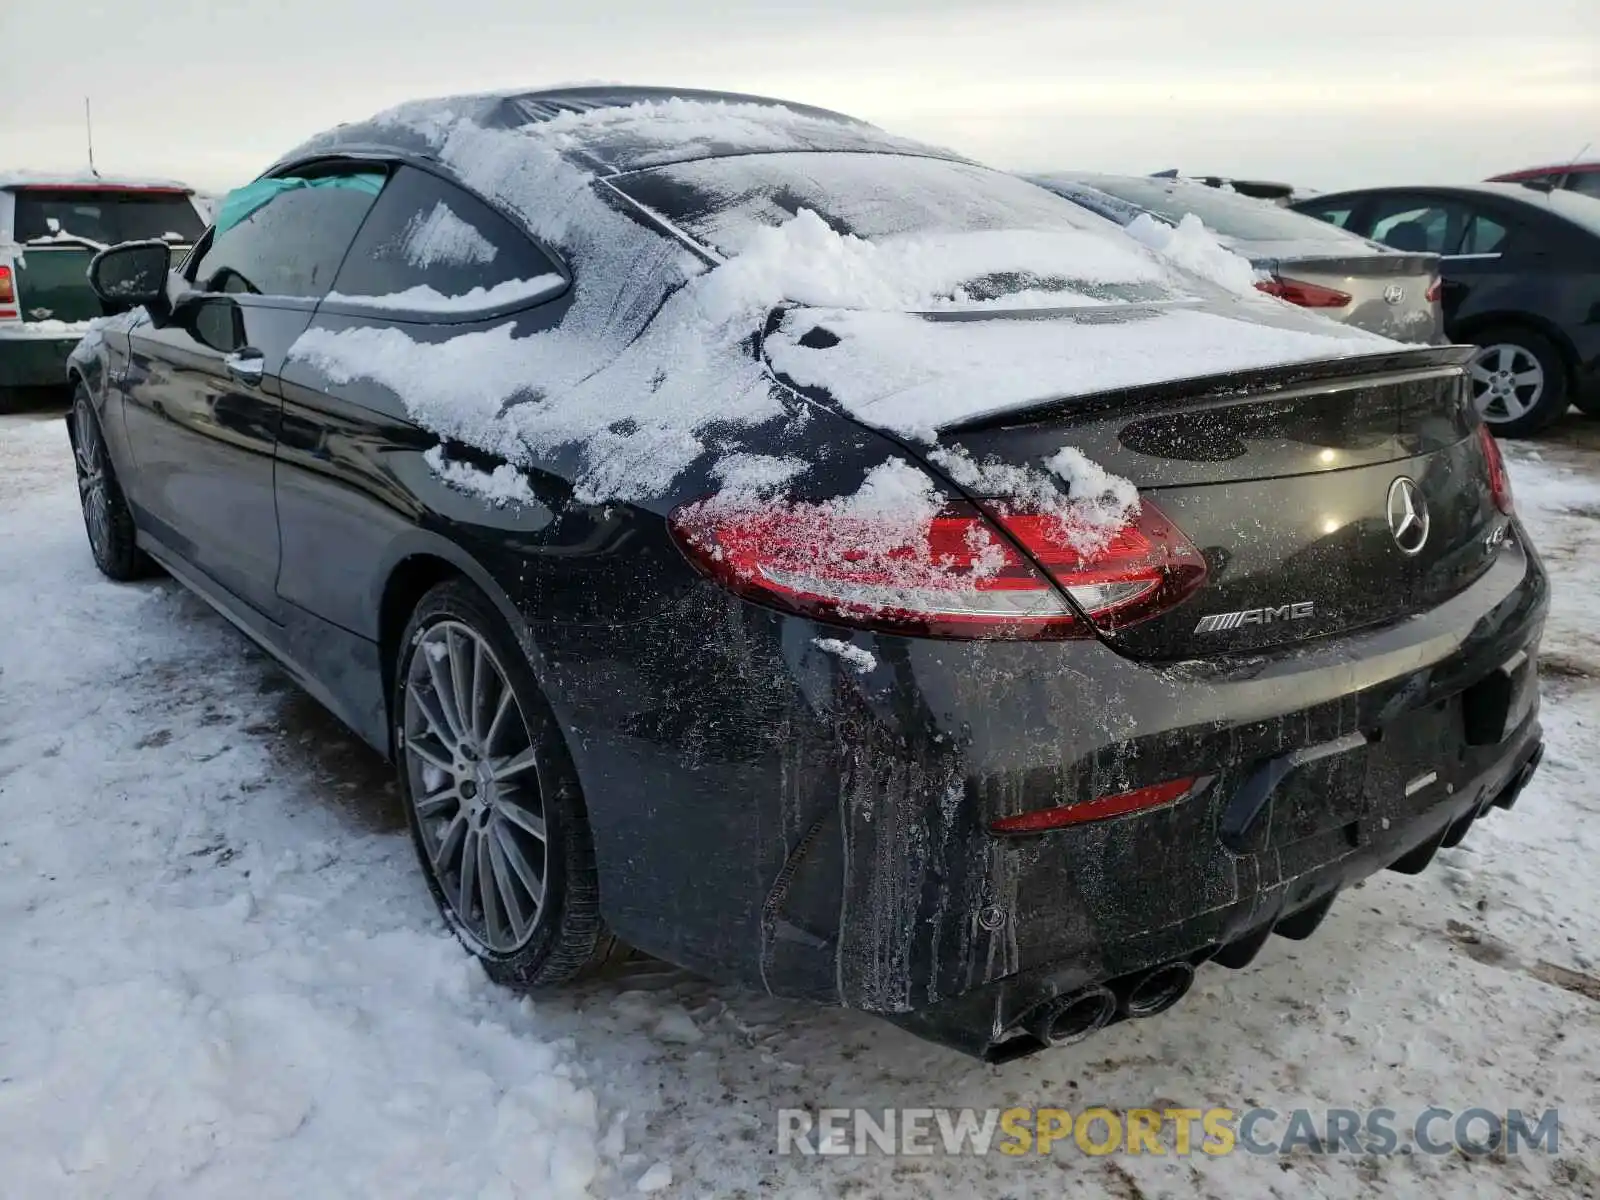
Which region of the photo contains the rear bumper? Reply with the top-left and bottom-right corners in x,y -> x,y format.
530,525 -> 1547,1055
895,717 -> 1543,1059
0,328 -> 81,387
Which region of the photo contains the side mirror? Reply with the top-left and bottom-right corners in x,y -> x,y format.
87,240 -> 172,311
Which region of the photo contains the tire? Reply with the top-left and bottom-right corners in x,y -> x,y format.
70,386 -> 154,581
394,578 -> 620,988
1466,326 -> 1569,438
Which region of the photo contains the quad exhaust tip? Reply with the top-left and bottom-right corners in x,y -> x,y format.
1023,986 -> 1118,1047
1121,961 -> 1196,1019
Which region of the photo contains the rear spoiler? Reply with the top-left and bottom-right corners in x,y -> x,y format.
937,344 -> 1475,434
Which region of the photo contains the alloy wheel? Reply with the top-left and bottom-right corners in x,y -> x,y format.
72,403 -> 113,560
402,619 -> 549,954
1469,343 -> 1544,424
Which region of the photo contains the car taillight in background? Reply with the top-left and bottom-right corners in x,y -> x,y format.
1478,423 -> 1514,515
1255,277 -> 1352,309
0,265 -> 15,320
669,491 -> 1207,640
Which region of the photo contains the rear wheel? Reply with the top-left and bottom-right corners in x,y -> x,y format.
394,579 -> 619,987
1467,327 -> 1568,438
71,387 -> 153,581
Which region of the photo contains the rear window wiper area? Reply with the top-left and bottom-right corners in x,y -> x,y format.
25,225 -> 109,252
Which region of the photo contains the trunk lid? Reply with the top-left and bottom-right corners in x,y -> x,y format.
931,346 -> 1506,660
1261,251 -> 1442,342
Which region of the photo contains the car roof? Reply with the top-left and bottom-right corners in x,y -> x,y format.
1297,181 -> 1600,225
1299,181 -> 1581,208
280,85 -> 958,179
1296,182 -> 1600,242
0,169 -> 193,192
1489,162 -> 1600,180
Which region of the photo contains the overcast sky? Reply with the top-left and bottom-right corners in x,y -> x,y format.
3,0 -> 1595,192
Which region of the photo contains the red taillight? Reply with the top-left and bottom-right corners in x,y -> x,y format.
1425,277 -> 1442,303
991,777 -> 1199,834
0,265 -> 13,304
668,494 -> 1207,641
1255,277 -> 1352,308
996,500 -> 1208,633
1478,423 -> 1514,515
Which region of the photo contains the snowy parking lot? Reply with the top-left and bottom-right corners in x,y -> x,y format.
2,408 -> 1598,1198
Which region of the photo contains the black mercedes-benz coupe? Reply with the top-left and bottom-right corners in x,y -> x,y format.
68,87 -> 1547,1061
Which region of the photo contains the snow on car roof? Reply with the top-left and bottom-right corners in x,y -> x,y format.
0,169 -> 193,192
285,90 -> 1402,513
286,85 -> 958,178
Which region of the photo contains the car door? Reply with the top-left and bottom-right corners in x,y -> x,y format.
1354,194 -> 1519,332
1435,205 -> 1523,327
273,165 -> 570,645
120,165 -> 384,618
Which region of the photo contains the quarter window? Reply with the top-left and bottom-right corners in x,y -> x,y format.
329,166 -> 561,309
1459,214 -> 1508,255
191,168 -> 385,298
1298,203 -> 1354,229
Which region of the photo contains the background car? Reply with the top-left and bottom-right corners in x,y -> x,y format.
1029,171 -> 1442,342
1489,161 -> 1600,199
0,172 -> 206,405
1148,169 -> 1297,203
1292,183 -> 1600,436
69,86 -> 1545,1061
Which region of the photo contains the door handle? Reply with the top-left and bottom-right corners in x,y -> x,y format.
224,349 -> 266,386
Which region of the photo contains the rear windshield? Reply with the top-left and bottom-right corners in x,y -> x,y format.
612,153 -> 1186,305
11,188 -> 205,246
1062,176 -> 1355,244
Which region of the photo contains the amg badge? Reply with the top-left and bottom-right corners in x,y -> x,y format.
1194,601 -> 1315,634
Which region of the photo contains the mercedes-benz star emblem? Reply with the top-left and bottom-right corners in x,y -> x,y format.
1387,477 -> 1430,555
1383,284 -> 1405,305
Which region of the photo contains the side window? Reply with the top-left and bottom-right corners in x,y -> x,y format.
1300,203 -> 1355,229
191,168 -> 385,298
329,166 -> 561,307
1368,199 -> 1459,253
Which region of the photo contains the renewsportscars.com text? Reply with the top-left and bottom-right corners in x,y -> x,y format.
777,1106 -> 1561,1158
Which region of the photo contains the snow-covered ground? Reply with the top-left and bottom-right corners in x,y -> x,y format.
2,410 -> 1598,1199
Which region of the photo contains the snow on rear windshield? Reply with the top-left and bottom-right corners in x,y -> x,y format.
613,154 -> 1185,307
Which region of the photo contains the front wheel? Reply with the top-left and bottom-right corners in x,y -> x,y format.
394,579 -> 619,988
1467,328 -> 1568,438
71,388 -> 153,581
